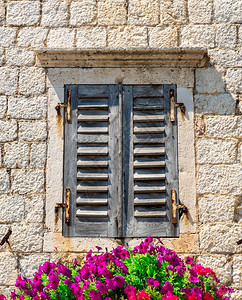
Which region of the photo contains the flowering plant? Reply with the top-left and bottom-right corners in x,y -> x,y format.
0,237 -> 234,300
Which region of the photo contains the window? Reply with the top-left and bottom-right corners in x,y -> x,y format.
63,84 -> 179,238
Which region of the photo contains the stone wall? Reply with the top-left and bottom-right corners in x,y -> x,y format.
0,0 -> 241,298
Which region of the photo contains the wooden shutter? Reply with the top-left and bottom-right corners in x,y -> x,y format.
123,85 -> 178,237
63,85 -> 122,237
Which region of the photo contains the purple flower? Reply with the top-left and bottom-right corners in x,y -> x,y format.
124,285 -> 137,295
147,278 -> 160,287
47,271 -> 59,290
63,279 -> 73,288
0,295 -> 6,300
89,290 -> 101,300
96,281 -> 108,294
82,281 -> 89,289
71,283 -> 83,298
114,275 -> 125,288
96,246 -> 103,252
106,278 -> 117,290
186,257 -> 194,265
57,264 -> 72,278
160,281 -> 173,294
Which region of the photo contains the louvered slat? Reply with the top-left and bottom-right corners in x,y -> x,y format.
134,211 -> 167,218
134,198 -> 166,205
134,147 -> 165,155
133,115 -> 165,122
77,146 -> 108,155
77,173 -> 108,180
134,174 -> 166,180
76,198 -> 108,205
134,127 -> 165,133
76,210 -> 108,218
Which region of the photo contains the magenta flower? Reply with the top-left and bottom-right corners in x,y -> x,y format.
0,295 -> 6,300
160,281 -> 174,294
114,275 -> 125,288
96,281 -> 108,293
89,290 -> 101,300
147,278 -> 160,287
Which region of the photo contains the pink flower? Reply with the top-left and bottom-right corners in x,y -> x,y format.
137,290 -> 150,300
0,295 -> 6,300
204,292 -> 214,300
89,290 -> 101,300
147,278 -> 160,287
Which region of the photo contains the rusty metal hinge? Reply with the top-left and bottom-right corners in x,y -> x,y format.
55,89 -> 71,123
170,89 -> 186,122
55,188 -> 70,224
171,190 -> 188,224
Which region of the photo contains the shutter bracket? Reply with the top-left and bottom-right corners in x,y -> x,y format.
170,89 -> 186,122
171,190 -> 188,224
55,188 -> 70,224
55,89 -> 71,122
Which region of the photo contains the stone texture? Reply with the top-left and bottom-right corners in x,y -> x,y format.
0,28 -> 16,47
0,169 -> 10,193
0,195 -> 25,222
98,0 -> 127,25
76,27 -> 106,48
196,68 -> 225,94
225,69 -> 242,94
188,0 -> 212,24
195,94 -> 235,115
0,120 -> 17,142
4,142 -> 29,168
8,96 -> 47,119
129,0 -> 159,25
30,143 -> 47,168
233,256 -> 242,288
214,0 -> 242,23
0,49 -> 3,66
161,0 -> 187,25
181,25 -> 215,48
199,195 -> 236,223
216,25 -> 237,48
11,224 -> 43,252
6,49 -> 34,67
200,224 -> 242,253
149,27 -> 178,48
19,121 -> 47,142
231,290 -> 242,300
0,0 -> 4,25
19,254 -> 50,278
19,67 -> 45,96
208,50 -> 242,68
47,29 -> 75,48
0,254 -> 18,285
25,194 -> 44,223
70,0 -> 96,26
12,170 -> 44,194
198,255 -> 231,285
205,116 -> 242,138
42,0 -> 68,27
0,67 -> 18,95
7,1 -> 40,26
108,26 -> 148,48
196,139 -> 237,164
198,164 -> 242,195
0,96 -> 7,119
17,28 -> 48,48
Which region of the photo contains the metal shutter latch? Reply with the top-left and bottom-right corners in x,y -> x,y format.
171,190 -> 188,224
55,89 -> 72,123
170,89 -> 186,122
55,188 -> 70,224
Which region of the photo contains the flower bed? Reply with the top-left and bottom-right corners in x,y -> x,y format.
0,237 -> 234,300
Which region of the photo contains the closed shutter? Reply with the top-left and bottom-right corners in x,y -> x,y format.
63,84 -> 178,238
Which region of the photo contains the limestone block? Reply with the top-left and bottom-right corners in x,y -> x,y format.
225,69 -> 242,94
0,28 -> 16,47
188,0 -> 212,24
8,96 -> 47,119
198,255 -> 231,285
30,143 -> 47,168
42,0 -> 68,27
239,143 -> 242,163
196,68 -> 225,94
200,224 -> 242,253
19,67 -> 45,96
231,290 -> 242,300
4,142 -> 29,168
17,28 -> 48,48
205,116 -> 241,138
195,94 -> 235,115
239,25 -> 242,46
196,139 -> 237,164
199,195 -> 236,223
216,25 -> 237,48
236,202 -> 242,224
7,1 -> 40,26
0,96 -> 7,119
50,252 -> 85,266
19,254 -> 50,278
197,164 -> 242,195
0,169 -> 10,193
149,27 -> 178,48
208,49 -> 242,68
11,224 -> 43,252
0,49 -> 3,67
0,120 -> 17,142
47,29 -> 75,48
0,1 -> 4,25
129,0 -> 159,26
19,121 -> 47,142
108,26 -> 148,48
233,256 -> 242,288
0,287 -> 15,297
161,0 -> 187,25
6,49 -> 34,67
0,195 -> 25,222
98,0 -> 127,25
12,170 -> 44,194
0,254 -> 17,285
0,67 -> 18,95
214,0 -> 242,23
181,25 -> 215,48
70,0 -> 96,26
76,27 -> 106,48
25,194 -> 44,223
